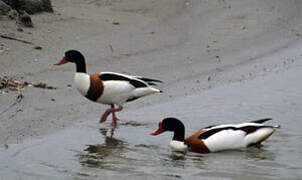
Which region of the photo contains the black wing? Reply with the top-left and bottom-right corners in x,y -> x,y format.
250,118 -> 272,124
99,73 -> 131,81
129,79 -> 147,88
202,124 -> 218,129
136,77 -> 163,86
198,127 -> 236,139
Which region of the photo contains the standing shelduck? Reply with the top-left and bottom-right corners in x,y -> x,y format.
151,117 -> 279,153
55,50 -> 162,125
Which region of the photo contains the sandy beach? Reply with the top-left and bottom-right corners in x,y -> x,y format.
1,0 -> 302,145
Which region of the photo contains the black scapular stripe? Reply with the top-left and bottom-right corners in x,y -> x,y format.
203,124 -> 218,129
250,118 -> 272,124
137,77 -> 162,83
99,73 -> 131,81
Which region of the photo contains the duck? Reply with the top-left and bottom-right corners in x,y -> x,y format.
151,117 -> 280,153
55,50 -> 162,125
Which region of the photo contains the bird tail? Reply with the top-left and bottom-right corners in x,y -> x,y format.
136,77 -> 163,86
250,118 -> 273,124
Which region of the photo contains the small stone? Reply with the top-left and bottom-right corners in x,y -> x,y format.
34,46 -> 42,50
40,83 -> 46,88
215,56 -> 221,62
47,86 -> 56,89
33,82 -> 40,87
51,98 -> 55,101
17,28 -> 24,32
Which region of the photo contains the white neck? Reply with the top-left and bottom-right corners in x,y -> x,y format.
170,140 -> 188,152
74,73 -> 90,96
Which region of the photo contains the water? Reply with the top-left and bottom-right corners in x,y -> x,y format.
1,67 -> 302,180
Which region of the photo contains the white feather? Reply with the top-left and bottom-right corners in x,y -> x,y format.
96,71 -> 160,105
99,81 -> 134,105
132,86 -> 161,97
244,128 -> 275,146
74,73 -> 90,96
204,129 -> 246,152
98,80 -> 159,105
170,140 -> 188,152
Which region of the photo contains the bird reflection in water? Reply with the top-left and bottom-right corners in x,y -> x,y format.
77,127 -> 126,169
244,146 -> 276,161
170,151 -> 186,160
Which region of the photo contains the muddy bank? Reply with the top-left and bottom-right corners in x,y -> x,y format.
1,0 -> 302,145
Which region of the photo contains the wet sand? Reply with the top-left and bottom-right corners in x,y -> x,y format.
1,0 -> 302,146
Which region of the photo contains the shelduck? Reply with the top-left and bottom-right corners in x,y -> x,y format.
151,117 -> 279,153
55,50 -> 162,125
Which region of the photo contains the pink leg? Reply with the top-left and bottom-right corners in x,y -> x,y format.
99,108 -> 113,123
111,105 -> 123,126
99,104 -> 123,125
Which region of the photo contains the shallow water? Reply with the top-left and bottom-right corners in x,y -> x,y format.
1,67 -> 302,180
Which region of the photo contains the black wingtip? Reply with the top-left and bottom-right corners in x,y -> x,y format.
138,77 -> 163,83
251,118 -> 273,124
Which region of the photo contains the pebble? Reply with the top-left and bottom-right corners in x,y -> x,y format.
17,28 -> 23,32
112,21 -> 120,25
34,46 -> 43,50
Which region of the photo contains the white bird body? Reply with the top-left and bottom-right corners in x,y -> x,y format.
151,118 -> 279,153
202,122 -> 276,152
74,72 -> 161,105
56,50 -> 162,125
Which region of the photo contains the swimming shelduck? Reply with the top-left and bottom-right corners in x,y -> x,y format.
151,117 -> 279,153
55,50 -> 162,125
